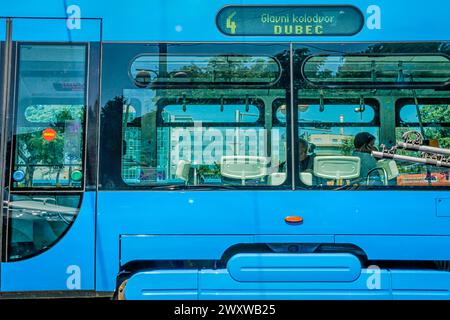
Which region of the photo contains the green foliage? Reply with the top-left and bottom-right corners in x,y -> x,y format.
166,56 -> 279,83
197,163 -> 221,178
420,105 -> 450,149
341,137 -> 354,155
24,104 -> 84,122
420,105 -> 450,123
395,104 -> 450,174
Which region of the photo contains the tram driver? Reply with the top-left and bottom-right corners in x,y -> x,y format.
352,132 -> 381,184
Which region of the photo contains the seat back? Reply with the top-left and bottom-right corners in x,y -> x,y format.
220,156 -> 270,185
175,160 -> 191,182
299,172 -> 313,186
268,172 -> 286,186
313,156 -> 361,180
377,159 -> 399,180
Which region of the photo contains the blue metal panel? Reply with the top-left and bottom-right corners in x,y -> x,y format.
99,191 -> 450,236
256,191 -> 450,235
0,0 -> 450,41
124,268 -> 391,299
1,192 -> 95,292
335,235 -> 450,260
254,235 -> 334,243
123,268 -> 450,299
11,18 -> 101,42
199,269 -> 392,300
96,191 -> 256,291
120,235 -> 254,265
124,270 -> 198,300
122,268 -> 394,300
391,270 -> 450,300
227,253 -> 361,282
436,198 -> 450,217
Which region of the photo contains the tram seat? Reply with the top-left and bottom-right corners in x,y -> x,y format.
175,160 -> 191,183
299,172 -> 313,186
376,159 -> 399,181
220,155 -> 270,185
268,172 -> 286,186
313,156 -> 361,183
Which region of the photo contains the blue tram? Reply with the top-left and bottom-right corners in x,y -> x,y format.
0,0 -> 450,299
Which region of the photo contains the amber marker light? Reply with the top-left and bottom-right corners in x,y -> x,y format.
285,216 -> 303,224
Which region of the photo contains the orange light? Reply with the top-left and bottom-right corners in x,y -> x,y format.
42,128 -> 57,141
285,216 -> 303,224
428,139 -> 440,148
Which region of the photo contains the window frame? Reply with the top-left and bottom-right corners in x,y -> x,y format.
98,42 -> 293,191
103,41 -> 450,191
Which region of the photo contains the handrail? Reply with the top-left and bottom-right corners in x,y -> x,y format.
366,167 -> 388,186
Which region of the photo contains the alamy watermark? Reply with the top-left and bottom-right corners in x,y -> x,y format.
168,122 -> 284,166
66,264 -> 81,290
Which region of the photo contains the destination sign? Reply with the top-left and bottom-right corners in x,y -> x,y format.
216,5 -> 364,36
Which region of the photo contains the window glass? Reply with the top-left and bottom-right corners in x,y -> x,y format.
400,104 -> 450,124
7,193 -> 80,261
24,104 -> 84,122
296,93 -> 381,188
100,43 -> 290,189
162,103 -> 261,124
130,55 -> 280,86
120,89 -> 287,187
12,44 -> 87,189
295,94 -> 450,189
296,41 -> 450,190
303,55 -> 450,86
297,103 -> 375,124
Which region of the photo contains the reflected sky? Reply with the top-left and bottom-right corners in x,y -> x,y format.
163,104 -> 260,123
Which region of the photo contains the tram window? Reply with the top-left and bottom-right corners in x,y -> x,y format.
399,103 -> 450,124
101,43 -> 291,189
395,101 -> 450,187
276,99 -> 376,124
24,104 -> 84,122
161,102 -> 262,124
6,194 -> 81,261
120,90 -> 287,187
294,96 -> 381,187
130,55 -> 281,85
303,55 -> 450,87
11,44 -> 87,189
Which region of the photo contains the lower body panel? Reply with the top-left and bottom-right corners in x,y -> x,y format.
123,268 -> 450,300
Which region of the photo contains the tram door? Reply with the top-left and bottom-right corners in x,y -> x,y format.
0,18 -> 101,295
